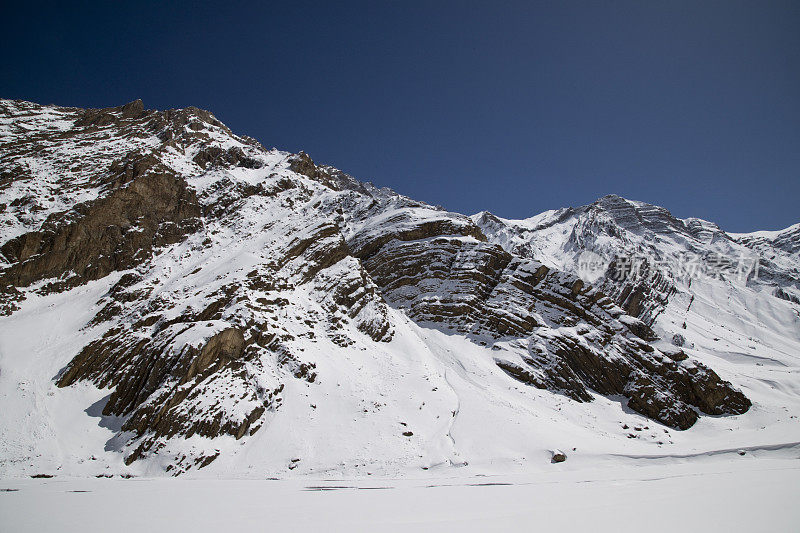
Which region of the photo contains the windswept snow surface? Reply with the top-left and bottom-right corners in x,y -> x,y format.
2,456 -> 799,532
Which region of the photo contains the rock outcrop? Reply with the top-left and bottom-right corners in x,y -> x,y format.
340,201 -> 750,429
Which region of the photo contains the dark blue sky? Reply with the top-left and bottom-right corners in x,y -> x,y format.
2,1 -> 798,231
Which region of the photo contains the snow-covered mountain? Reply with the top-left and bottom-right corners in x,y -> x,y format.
473,195 -> 800,320
0,99 -> 797,479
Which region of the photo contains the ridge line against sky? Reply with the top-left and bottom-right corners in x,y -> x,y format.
1,0 -> 798,232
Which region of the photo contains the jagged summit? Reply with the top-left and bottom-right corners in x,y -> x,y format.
0,99 -> 796,479
474,194 -> 727,244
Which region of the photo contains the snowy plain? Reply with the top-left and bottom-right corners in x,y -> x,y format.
2,456 -> 799,532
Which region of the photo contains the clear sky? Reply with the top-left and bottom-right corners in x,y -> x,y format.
2,1 -> 798,232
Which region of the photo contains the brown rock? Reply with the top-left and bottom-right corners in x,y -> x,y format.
183,328 -> 245,384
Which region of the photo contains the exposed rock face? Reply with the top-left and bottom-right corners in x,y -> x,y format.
340,201 -> 750,429
0,99 -> 758,474
43,166 -> 394,468
56,322 -> 270,469
1,158 -> 201,293
732,223 -> 800,302
183,327 -> 245,383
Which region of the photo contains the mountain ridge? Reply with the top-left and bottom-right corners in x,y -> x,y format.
1,99 -> 797,478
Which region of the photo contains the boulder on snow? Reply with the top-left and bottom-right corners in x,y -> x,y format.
551,451 -> 567,463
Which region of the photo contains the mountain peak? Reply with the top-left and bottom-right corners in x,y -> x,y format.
120,99 -> 144,116
595,193 -> 629,203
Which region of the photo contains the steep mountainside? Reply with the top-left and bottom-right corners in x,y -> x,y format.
0,99 -> 797,478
